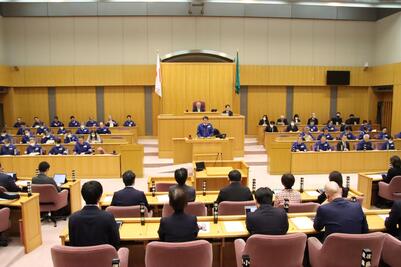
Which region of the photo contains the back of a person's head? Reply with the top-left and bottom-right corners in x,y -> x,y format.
228,170 -> 241,182
324,181 -> 340,199
122,170 -> 136,186
38,161 -> 50,173
82,181 -> 103,205
255,187 -> 273,205
328,171 -> 343,188
174,168 -> 188,186
391,155 -> 401,169
281,173 -> 295,189
169,187 -> 187,213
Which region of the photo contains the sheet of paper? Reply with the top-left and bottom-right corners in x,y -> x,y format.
198,222 -> 210,233
305,191 -> 320,197
291,217 -> 314,230
16,180 -> 28,187
369,174 -> 384,180
378,214 -> 388,221
156,194 -> 169,203
103,195 -> 112,203
224,221 -> 245,232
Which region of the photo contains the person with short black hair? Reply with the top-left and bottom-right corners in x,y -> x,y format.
123,115 -> 136,127
378,127 -> 391,140
76,124 -> 90,135
246,187 -> 288,235
274,173 -> 301,207
158,187 -> 199,242
291,137 -> 308,152
222,104 -> 233,116
216,170 -> 253,203
85,116 -> 98,128
16,123 -> 27,135
385,200 -> 401,240
49,138 -> 68,155
169,168 -> 196,202
40,130 -> 56,144
331,112 -> 342,125
339,125 -> 356,140
73,136 -> 93,155
265,121 -> 278,132
25,137 -> 43,155
96,122 -> 111,135
381,136 -> 395,150
32,117 -> 43,128
285,121 -> 298,132
197,116 -> 214,138
383,155 -> 401,183
0,163 -> 21,192
317,171 -> 349,204
0,138 -> 17,155
259,115 -> 269,126
14,117 -> 25,128
64,130 -> 78,144
32,161 -> 60,192
50,116 -> 64,128
69,181 -> 120,249
68,116 -> 80,127
111,170 -> 150,210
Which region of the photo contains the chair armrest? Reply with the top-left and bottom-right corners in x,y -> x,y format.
378,182 -> 391,199
0,207 -> 10,231
234,238 -> 246,267
308,237 -> 323,267
147,210 -> 153,218
57,190 -> 69,205
117,247 -> 130,267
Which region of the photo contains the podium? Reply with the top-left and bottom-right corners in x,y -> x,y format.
173,137 -> 234,164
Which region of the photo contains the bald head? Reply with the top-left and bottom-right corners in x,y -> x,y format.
324,181 -> 341,202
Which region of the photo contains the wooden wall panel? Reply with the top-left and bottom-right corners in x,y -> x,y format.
0,88 -> 16,127
152,90 -> 161,136
13,87 -> 49,125
184,64 -> 210,109
209,64 -> 234,112
247,86 -> 286,134
391,85 -> 401,135
337,87 -> 369,120
293,86 -> 330,124
104,86 -> 145,136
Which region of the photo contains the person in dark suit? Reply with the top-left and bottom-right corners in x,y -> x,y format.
193,101 -> 205,112
336,135 -> 350,151
307,112 -> 319,126
0,165 -> 20,192
246,187 -> 288,235
285,121 -> 298,132
158,187 -> 199,242
222,104 -> 233,116
32,161 -> 61,192
293,114 -> 301,125
111,170 -> 150,211
216,170 -> 253,203
317,171 -> 349,204
314,181 -> 368,239
259,115 -> 269,126
169,168 -> 196,202
331,112 -> 342,125
383,155 -> 401,184
385,200 -> 401,240
14,117 -> 25,128
265,121 -> 278,132
276,115 -> 288,126
69,181 -> 120,249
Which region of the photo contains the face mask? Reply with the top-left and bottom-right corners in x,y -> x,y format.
56,144 -> 60,147
25,133 -> 30,136
5,144 -> 9,147
30,143 -> 35,146
68,134 -> 72,138
291,123 -> 295,126
1,134 -> 5,137
91,134 -> 95,137
80,126 -> 85,129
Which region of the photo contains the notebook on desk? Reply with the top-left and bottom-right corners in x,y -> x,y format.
206,167 -> 233,176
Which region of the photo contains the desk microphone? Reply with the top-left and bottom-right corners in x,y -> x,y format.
252,178 -> 256,194
361,248 -> 372,267
213,202 -> 218,224
140,203 -> 145,226
213,152 -> 222,167
35,169 -> 39,176
72,169 -> 76,182
202,181 -> 207,196
151,181 -> 156,197
300,177 -> 304,193
346,176 -> 350,189
242,255 -> 250,267
112,258 -> 120,267
284,198 -> 289,213
27,181 -> 32,197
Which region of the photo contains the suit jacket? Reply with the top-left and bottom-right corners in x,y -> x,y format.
0,173 -> 21,192
69,205 -> 120,249
384,167 -> 401,184
158,211 -> 199,242
314,198 -> 368,239
192,107 -> 205,112
246,204 -> 288,235
222,110 -> 233,116
385,200 -> 401,240
216,182 -> 253,203
32,173 -> 61,192
169,184 -> 196,202
336,141 -> 350,151
111,187 -> 150,210
265,125 -> 278,132
259,118 -> 268,126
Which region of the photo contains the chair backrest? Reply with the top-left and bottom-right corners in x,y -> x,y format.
51,244 -> 119,267
145,240 -> 212,267
162,202 -> 207,217
105,205 -> 150,218
382,234 -> 401,267
0,185 -> 6,193
241,233 -> 307,267
319,232 -> 385,267
278,202 -> 320,213
0,207 -> 10,232
218,201 -> 256,216
155,183 -> 175,192
32,184 -> 59,203
389,176 -> 401,196
192,101 -> 205,111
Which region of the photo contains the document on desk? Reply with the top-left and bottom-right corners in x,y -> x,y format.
369,174 -> 384,180
16,180 -> 28,187
156,195 -> 169,203
198,222 -> 210,233
291,217 -> 314,230
103,195 -> 113,203
378,214 -> 389,221
224,221 -> 245,232
305,191 -> 320,197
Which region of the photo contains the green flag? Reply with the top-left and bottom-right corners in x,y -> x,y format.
235,51 -> 240,95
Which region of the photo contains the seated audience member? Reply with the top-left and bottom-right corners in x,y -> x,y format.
291,137 -> 308,152
158,187 -> 199,242
32,117 -> 43,128
259,115 -> 269,126
111,170 -> 150,210
345,114 -> 358,125
105,115 -> 118,127
359,120 -> 372,132
123,115 -> 136,127
73,136 -> 93,155
381,136 -> 395,150
36,124 -> 49,136
307,112 -> 319,126
246,187 -> 288,235
50,116 -> 64,127
314,181 -> 368,239
339,122 -> 348,132
274,173 -> 301,207
57,126 -> 67,135
64,130 -> 78,144
286,121 -> 298,132
25,138 -> 43,155
308,121 -> 319,132
336,135 -> 350,151
385,200 -> 401,240
68,116 -> 80,127
324,121 -> 337,132
317,171 -> 349,204
1,139 -> 17,155
97,122 -> 111,134
331,112 -> 342,125
193,101 -> 205,112
356,134 -> 373,151
265,121 -> 278,132
216,170 -> 253,203
317,128 -> 334,141
21,129 -> 32,144
16,123 -> 27,135
293,114 -> 301,125
299,127 -> 315,141
339,126 -> 356,140
169,168 -> 196,202
14,117 -> 25,128
383,155 -> 401,184
41,130 -> 56,144
49,138 -> 68,155
32,161 -> 61,192
0,164 -> 21,192
222,104 -> 233,116
69,181 -> 120,249
0,130 -> 11,144
378,127 -> 391,140
314,136 -> 332,151
197,116 -> 214,138
76,124 -> 90,135
276,115 -> 288,126
85,117 -> 98,127
87,130 -> 102,144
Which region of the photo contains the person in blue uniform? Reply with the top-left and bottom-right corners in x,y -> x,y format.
299,127 -> 315,141
21,129 -> 32,144
286,121 -> 298,132
123,115 -> 136,127
314,136 -> 332,151
324,121 -> 337,132
381,137 -> 395,150
197,116 -> 214,138
276,115 -> 288,126
307,112 -> 319,126
308,121 -> 319,132
105,115 -> 118,127
339,126 -> 356,140
76,125 -> 90,135
64,131 -> 78,144
356,134 -> 374,151
265,121 -> 278,132
32,117 -> 43,128
378,127 -> 391,140
16,123 -> 27,135
86,117 -> 98,127
69,116 -> 80,127
1,139 -> 17,155
50,116 -> 64,127
26,138 -> 43,155
41,130 -> 56,144
14,117 -> 25,128
291,137 -> 308,152
331,112 -> 342,125
0,130 -> 11,144
57,126 -> 67,135
73,136 -> 93,155
97,122 -> 111,134
36,124 -> 49,136
358,126 -> 370,140
49,138 -> 68,155
317,128 -> 334,141
359,120 -> 372,132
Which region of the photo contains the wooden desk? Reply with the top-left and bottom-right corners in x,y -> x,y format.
0,193 -> 42,253
158,115 -> 244,158
193,161 -> 249,190
147,176 -> 195,191
13,143 -> 127,155
172,137 -> 234,164
358,172 -> 384,209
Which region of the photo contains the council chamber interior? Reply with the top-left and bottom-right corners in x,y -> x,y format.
1,1 -> 401,267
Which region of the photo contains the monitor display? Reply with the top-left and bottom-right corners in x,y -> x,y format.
244,205 -> 257,215
53,174 -> 66,186
326,71 -> 350,85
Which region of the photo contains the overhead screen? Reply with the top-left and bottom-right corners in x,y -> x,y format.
326,71 -> 350,85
